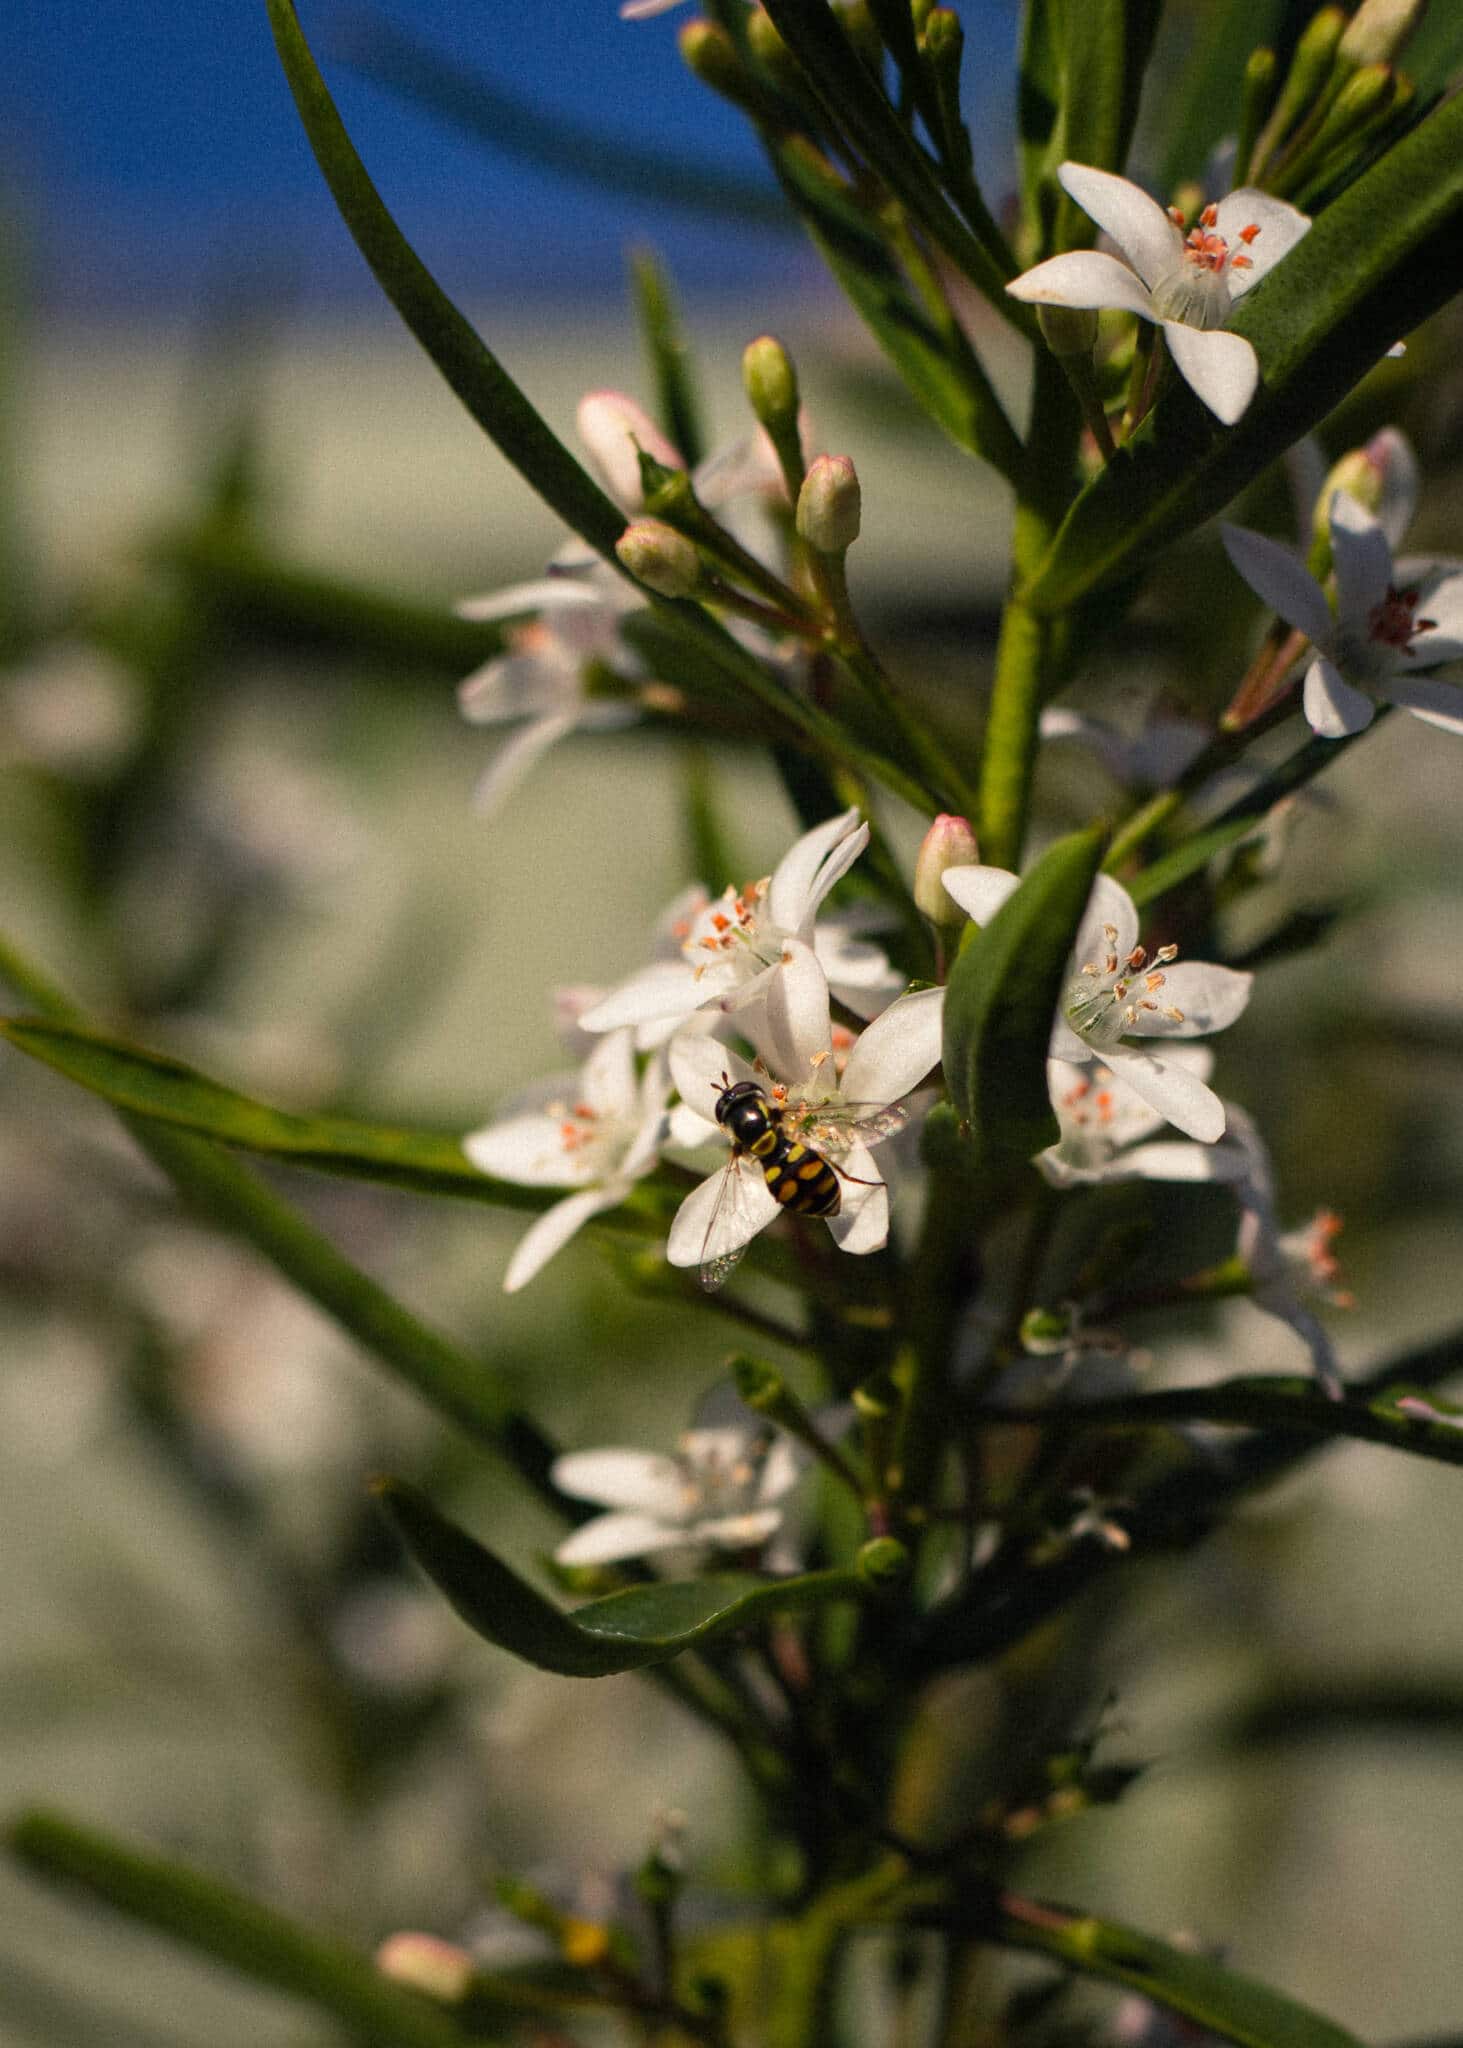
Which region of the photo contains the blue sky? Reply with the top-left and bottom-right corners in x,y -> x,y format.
5,2 -> 1015,312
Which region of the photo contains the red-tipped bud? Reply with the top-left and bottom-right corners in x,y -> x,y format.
914,813 -> 978,925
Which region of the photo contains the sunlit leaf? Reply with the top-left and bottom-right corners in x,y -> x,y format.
942,826 -> 1105,1166
377,1480 -> 872,1677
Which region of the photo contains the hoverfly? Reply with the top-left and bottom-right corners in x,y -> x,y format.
698,1073 -> 908,1291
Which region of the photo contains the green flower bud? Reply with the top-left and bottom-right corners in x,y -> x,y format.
732,1353 -> 785,1411
914,813 -> 979,925
1037,304 -> 1099,358
1339,0 -> 1427,67
679,20 -> 764,113
857,1534 -> 912,1586
1020,1305 -> 1074,1357
835,0 -> 883,74
616,518 -> 701,597
1256,5 -> 1346,158
796,454 -> 861,554
746,6 -> 801,90
742,334 -> 799,436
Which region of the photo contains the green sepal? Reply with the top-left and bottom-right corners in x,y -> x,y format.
995,1897 -> 1364,2048
376,1479 -> 871,1677
0,1017 -> 671,1225
265,0 -> 627,563
7,1810 -> 474,2048
1021,89 -> 1463,614
940,826 -> 1105,1167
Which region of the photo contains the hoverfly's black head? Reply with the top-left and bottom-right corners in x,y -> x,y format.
713,1078 -> 764,1127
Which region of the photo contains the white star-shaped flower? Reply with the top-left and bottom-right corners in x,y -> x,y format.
1039,1049 -> 1255,1188
463,1029 -> 670,1292
551,1426 -> 801,1568
1222,489 -> 1463,739
580,808 -> 903,1039
941,865 -> 1251,1142
1008,163 -> 1311,424
665,940 -> 944,1277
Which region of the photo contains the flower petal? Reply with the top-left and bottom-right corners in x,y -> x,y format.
1393,563 -> 1463,666
1105,1046 -> 1226,1141
1368,428 -> 1419,553
1212,190 -> 1311,294
464,1112 -> 600,1188
576,390 -> 682,510
775,810 -> 869,932
1073,872 -> 1139,965
825,1146 -> 888,1254
579,1028 -> 640,1118
666,1157 -> 779,1270
550,1448 -> 688,1518
1127,961 -> 1252,1037
1161,324 -> 1258,425
754,938 -> 833,1086
1381,671 -> 1463,735
1057,164 -> 1180,291
1302,655 -> 1375,738
470,711 -> 579,816
580,962 -> 705,1034
1006,249 -> 1157,319
669,1029 -> 755,1116
1220,524 -> 1334,645
554,1512 -> 689,1567
455,578 -> 607,625
1117,1136 -> 1251,1181
695,1508 -> 784,1551
840,986 -> 945,1106
504,1185 -> 623,1292
1329,492 -> 1393,627
940,863 -> 1021,924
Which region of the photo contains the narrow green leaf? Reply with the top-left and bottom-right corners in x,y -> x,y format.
941,826 -> 1105,1165
1017,0 -> 1064,241
1022,91 -> 1463,614
995,1895 -> 1364,2048
773,139 -> 1023,481
264,0 -> 627,562
7,1810 -> 478,2048
338,9 -> 793,234
0,1017 -> 673,1225
758,0 -> 1027,323
1158,0 -> 1286,193
630,248 -> 706,471
378,1479 -> 870,1677
1061,1 -> 1163,185
976,1373 -> 1463,1472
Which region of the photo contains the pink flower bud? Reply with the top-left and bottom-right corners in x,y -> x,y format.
576,391 -> 683,512
796,454 -> 861,554
375,1932 -> 475,2004
914,813 -> 978,925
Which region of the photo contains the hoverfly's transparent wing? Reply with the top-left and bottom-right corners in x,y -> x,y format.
791,1099 -> 910,1154
698,1154 -> 765,1292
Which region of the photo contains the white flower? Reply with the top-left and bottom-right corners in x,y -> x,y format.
619,0 -> 688,21
463,1030 -> 669,1292
941,866 -> 1251,1142
1221,489 -> 1463,739
1008,163 -> 1311,424
455,564 -> 639,814
580,809 -> 903,1039
551,1426 -> 801,1567
1039,1049 -> 1255,1187
1227,1107 -> 1349,1400
665,941 -> 944,1275
1038,705 -> 1209,789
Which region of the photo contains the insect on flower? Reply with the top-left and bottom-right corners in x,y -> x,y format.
698,1072 -> 906,1290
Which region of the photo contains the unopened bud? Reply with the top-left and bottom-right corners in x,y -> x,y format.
678,19 -> 768,114
742,335 -> 799,438
1261,6 -> 1346,152
914,813 -> 979,924
732,1353 -> 785,1411
1019,1305 -> 1074,1357
1315,59 -> 1396,141
858,1534 -> 912,1587
375,1933 -> 475,2005
615,518 -> 701,597
576,391 -> 682,512
796,454 -> 861,553
745,6 -> 801,90
1339,0 -> 1426,68
835,0 -> 882,74
1313,426 -> 1416,546
1037,305 -> 1099,358
560,1917 -> 612,1969
922,7 -> 964,62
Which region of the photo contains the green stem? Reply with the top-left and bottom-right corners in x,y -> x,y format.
8,1811 -> 471,2048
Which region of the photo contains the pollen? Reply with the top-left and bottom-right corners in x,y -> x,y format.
1367,584 -> 1438,656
